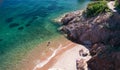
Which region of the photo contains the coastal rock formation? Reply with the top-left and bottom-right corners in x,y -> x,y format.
76,59 -> 86,70
61,11 -> 82,25
59,10 -> 120,70
88,48 -> 120,70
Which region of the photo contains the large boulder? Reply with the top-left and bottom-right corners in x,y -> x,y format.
61,11 -> 82,25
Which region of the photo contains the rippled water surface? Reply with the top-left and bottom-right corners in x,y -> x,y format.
0,0 -> 90,70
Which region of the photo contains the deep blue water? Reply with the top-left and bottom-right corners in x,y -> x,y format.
0,0 -> 90,70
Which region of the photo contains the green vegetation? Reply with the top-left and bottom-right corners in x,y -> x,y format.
85,1 -> 110,17
115,0 -> 120,10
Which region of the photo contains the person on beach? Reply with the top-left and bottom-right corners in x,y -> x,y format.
47,41 -> 50,46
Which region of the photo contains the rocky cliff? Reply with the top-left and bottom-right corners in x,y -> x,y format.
58,7 -> 120,70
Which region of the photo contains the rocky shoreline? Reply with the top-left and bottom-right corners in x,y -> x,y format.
57,2 -> 120,70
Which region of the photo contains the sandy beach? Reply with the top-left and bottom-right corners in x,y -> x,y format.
48,45 -> 91,70
15,35 -> 75,70
15,35 -> 90,70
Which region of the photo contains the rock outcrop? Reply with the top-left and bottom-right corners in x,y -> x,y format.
59,10 -> 120,70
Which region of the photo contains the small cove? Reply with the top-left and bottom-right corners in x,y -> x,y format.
0,0 -> 90,70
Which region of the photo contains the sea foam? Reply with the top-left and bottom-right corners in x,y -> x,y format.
33,44 -> 62,70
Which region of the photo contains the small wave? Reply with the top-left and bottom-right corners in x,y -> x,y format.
33,44 -> 62,70
33,43 -> 74,70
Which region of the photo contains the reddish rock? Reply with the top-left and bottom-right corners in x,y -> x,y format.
60,10 -> 120,70
76,59 -> 86,70
61,11 -> 82,25
87,51 -> 120,70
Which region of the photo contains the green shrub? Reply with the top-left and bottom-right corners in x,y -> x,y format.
115,0 -> 120,10
85,1 -> 110,17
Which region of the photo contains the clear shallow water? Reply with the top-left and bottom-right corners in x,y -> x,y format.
0,0 -> 90,70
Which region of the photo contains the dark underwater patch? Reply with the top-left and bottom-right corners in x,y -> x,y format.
5,17 -> 14,23
17,2 -> 63,22
29,16 -> 38,23
0,39 -> 3,41
18,6 -> 50,21
25,23 -> 31,27
18,26 -> 24,30
27,16 -> 39,24
9,23 -> 19,28
0,51 -> 4,55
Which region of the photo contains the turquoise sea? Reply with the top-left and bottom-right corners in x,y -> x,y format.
0,0 -> 90,70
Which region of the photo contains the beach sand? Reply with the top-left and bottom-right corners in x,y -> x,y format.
48,45 -> 91,70
16,35 -> 90,70
15,35 -> 75,70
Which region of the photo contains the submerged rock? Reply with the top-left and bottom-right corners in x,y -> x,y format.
25,23 -> 31,27
6,17 -> 14,23
9,23 -> 19,28
0,39 -> 3,41
18,26 -> 24,30
0,51 -> 4,55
